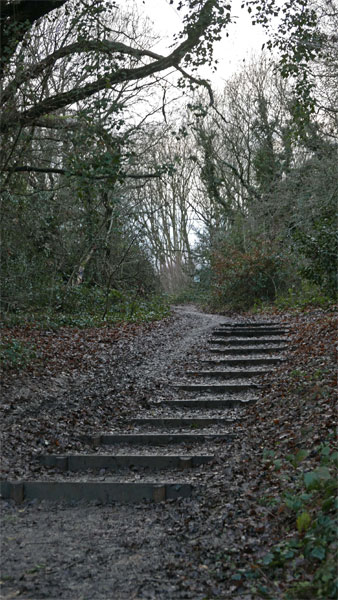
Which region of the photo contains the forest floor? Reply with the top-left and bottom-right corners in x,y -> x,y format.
0,304 -> 337,600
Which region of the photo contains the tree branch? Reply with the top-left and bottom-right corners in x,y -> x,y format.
30,117 -> 80,130
219,158 -> 261,200
1,39 -> 163,106
0,0 -> 67,77
5,165 -> 166,180
1,0 -> 220,132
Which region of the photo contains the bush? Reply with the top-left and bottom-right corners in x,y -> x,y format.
170,285 -> 211,306
275,280 -> 334,310
211,244 -> 286,310
293,211 -> 338,299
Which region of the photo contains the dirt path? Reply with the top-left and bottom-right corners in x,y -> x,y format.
1,305 -> 282,599
1,306 -> 227,481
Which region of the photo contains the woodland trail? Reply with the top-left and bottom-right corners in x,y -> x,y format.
1,305 -> 335,599
1,307 -> 287,503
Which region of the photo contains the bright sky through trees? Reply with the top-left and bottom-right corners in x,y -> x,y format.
140,0 -> 268,86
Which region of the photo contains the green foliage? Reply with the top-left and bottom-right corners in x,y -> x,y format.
211,243 -> 285,310
0,172 -> 160,314
166,261 -> 213,306
0,338 -> 36,370
2,288 -> 170,330
286,449 -> 309,468
296,511 -> 311,533
115,293 -> 171,323
170,287 -> 209,305
275,280 -> 334,310
169,276 -> 212,306
257,443 -> 338,599
293,212 -> 338,299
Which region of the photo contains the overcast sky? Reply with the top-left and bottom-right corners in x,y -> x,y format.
140,0 -> 268,86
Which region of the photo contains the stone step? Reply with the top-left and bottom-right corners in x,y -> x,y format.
201,357 -> 285,366
40,454 -> 214,471
186,369 -> 270,379
208,338 -> 286,346
163,398 -> 256,409
209,346 -> 287,355
128,418 -> 240,427
175,383 -> 257,393
83,433 -> 234,445
213,329 -> 287,337
0,480 -> 192,504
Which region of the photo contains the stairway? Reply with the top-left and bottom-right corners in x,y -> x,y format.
0,320 -> 288,503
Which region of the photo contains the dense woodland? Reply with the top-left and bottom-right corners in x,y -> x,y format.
0,2 -> 337,598
1,0 -> 336,327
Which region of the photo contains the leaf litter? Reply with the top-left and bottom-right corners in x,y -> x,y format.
0,304 -> 337,599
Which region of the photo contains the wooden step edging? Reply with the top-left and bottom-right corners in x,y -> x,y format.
82,433 -> 235,446
128,417 -> 242,427
220,322 -> 282,327
208,338 -> 286,346
0,480 -> 193,504
218,325 -> 287,330
175,383 -> 258,393
200,357 -> 285,366
185,369 -> 270,378
208,346 -> 287,355
163,398 -> 257,408
39,454 -> 215,471
212,329 -> 287,337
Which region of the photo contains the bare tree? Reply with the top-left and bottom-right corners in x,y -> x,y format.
0,0 -> 231,135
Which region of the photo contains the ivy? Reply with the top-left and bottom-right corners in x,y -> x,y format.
241,0 -> 322,134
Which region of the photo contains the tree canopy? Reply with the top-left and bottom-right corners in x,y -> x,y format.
0,0 -> 336,320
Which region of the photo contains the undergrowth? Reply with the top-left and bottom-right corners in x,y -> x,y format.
1,291 -> 171,370
255,442 -> 338,599
274,281 -> 334,311
169,286 -> 210,306
0,338 -> 37,371
210,245 -> 285,311
244,282 -> 334,314
1,291 -> 170,332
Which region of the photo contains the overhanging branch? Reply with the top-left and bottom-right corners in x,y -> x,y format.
4,165 -> 166,180
1,39 -> 163,106
0,0 -> 67,77
1,0 -> 220,132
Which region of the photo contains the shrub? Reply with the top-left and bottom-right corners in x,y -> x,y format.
275,280 -> 333,310
293,211 -> 338,299
211,244 -> 286,310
